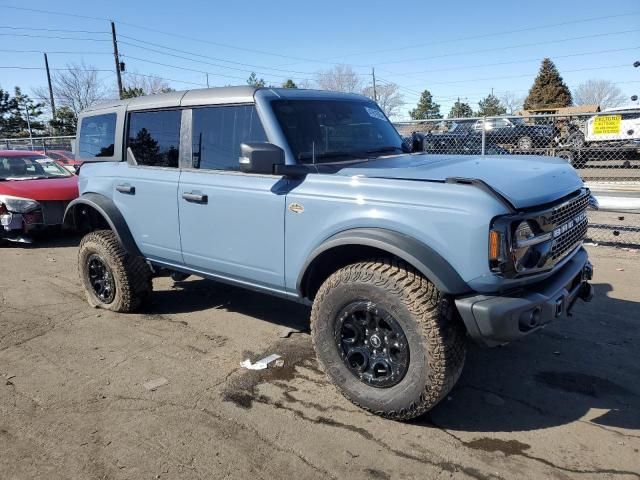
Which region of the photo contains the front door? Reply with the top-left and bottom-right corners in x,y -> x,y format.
178,105 -> 286,291
113,109 -> 182,263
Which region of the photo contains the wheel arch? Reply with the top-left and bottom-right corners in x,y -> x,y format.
64,192 -> 142,257
297,228 -> 470,301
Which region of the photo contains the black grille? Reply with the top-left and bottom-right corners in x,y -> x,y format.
549,192 -> 590,227
551,217 -> 588,260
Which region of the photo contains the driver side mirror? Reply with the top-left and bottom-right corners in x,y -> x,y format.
239,142 -> 285,174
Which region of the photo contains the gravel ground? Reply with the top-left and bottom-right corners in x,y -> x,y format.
1,236 -> 639,480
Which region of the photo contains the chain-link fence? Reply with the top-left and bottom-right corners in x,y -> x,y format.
0,135 -> 75,153
394,109 -> 640,247
3,116 -> 640,247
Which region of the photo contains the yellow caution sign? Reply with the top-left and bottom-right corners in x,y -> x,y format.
593,115 -> 621,135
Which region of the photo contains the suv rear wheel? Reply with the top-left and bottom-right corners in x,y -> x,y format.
310,259 -> 466,420
78,230 -> 152,312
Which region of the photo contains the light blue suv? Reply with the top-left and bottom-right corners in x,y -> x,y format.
65,86 -> 594,420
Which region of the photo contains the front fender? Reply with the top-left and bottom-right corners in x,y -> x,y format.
64,192 -> 142,257
297,228 -> 470,296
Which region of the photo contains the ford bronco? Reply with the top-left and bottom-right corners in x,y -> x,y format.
65,86 -> 594,420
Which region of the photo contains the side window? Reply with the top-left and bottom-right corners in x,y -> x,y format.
127,110 -> 181,168
192,105 -> 267,171
79,113 -> 116,158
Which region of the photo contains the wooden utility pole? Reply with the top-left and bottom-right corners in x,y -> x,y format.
372,67 -> 377,102
111,21 -> 123,99
43,53 -> 56,118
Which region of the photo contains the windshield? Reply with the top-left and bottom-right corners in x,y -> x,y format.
271,99 -> 403,163
0,154 -> 72,180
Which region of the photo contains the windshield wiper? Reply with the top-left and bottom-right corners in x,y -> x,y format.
366,146 -> 402,154
298,150 -> 366,162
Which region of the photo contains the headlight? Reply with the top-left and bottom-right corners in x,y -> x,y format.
0,195 -> 40,213
489,219 -> 553,275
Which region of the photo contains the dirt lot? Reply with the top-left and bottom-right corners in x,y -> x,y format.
1,237 -> 639,480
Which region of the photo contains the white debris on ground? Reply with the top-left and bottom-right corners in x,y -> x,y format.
240,354 -> 282,370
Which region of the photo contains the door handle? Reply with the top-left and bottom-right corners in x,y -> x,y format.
182,192 -> 208,204
116,184 -> 135,194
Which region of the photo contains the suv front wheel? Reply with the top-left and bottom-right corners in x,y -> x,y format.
310,259 -> 466,420
78,230 -> 152,312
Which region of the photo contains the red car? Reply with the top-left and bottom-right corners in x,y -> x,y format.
0,151 -> 79,243
36,149 -> 82,173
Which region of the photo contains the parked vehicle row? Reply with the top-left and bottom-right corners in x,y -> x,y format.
412,108 -> 640,168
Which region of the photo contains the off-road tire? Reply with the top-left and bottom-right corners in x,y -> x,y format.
78,230 -> 152,312
310,259 -> 467,420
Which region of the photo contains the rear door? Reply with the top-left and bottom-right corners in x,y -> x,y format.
178,105 -> 286,291
112,109 -> 183,263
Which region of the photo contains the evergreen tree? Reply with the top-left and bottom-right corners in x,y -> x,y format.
282,79 -> 298,89
49,106 -> 77,136
247,72 -> 266,88
121,87 -> 145,99
5,87 -> 45,136
0,86 -> 17,136
409,89 -> 441,119
476,94 -> 506,117
448,99 -> 473,118
523,58 -> 572,110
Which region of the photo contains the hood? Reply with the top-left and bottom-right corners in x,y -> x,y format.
0,175 -> 79,202
336,154 -> 583,209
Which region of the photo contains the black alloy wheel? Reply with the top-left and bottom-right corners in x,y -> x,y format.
334,300 -> 409,388
86,253 -> 116,303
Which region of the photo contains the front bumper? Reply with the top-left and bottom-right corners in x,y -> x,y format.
455,248 -> 593,347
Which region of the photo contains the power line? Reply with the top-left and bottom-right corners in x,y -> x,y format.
400,64 -> 632,88
375,29 -> 640,66
383,46 -> 640,78
0,4 -> 352,67
0,32 -> 110,41
321,12 -> 640,60
118,38 -> 324,77
0,25 -> 107,34
0,65 -> 112,72
0,49 -> 112,55
122,55 -> 248,82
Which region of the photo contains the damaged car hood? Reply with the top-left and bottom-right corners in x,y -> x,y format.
336,154 -> 583,209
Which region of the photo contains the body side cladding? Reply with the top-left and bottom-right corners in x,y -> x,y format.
63,192 -> 142,257
297,227 -> 471,299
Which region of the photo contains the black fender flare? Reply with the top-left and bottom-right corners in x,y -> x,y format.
297,228 -> 471,297
64,192 -> 142,257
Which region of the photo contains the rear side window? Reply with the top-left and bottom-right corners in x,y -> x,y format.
79,113 -> 116,158
127,110 -> 181,168
192,105 -> 267,171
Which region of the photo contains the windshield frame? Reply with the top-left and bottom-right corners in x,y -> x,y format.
0,154 -> 73,181
270,98 -> 404,164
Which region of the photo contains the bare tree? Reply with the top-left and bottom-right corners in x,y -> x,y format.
573,79 -> 627,109
34,61 -> 108,116
500,91 -> 524,115
363,82 -> 404,118
315,65 -> 363,93
123,73 -> 172,95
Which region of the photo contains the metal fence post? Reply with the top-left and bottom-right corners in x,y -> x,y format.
481,116 -> 486,155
